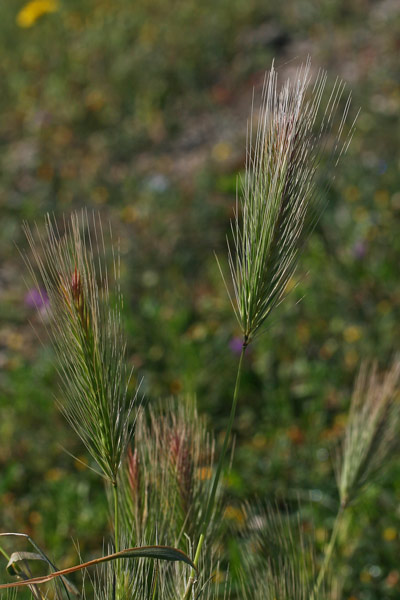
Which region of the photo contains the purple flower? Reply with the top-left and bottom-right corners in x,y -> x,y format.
352,240 -> 367,260
229,336 -> 243,356
25,287 -> 49,310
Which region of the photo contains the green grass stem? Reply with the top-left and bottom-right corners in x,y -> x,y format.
181,533 -> 204,600
0,545 -> 10,562
202,342 -> 246,535
181,342 -> 246,599
311,504 -> 345,599
113,483 -> 120,554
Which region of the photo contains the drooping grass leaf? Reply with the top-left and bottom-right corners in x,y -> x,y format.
7,553 -> 47,577
0,545 -> 196,591
0,532 -> 79,599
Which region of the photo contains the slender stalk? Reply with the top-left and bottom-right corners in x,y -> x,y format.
113,482 -> 123,600
181,534 -> 204,600
113,483 -> 120,553
311,504 -> 345,599
203,342 -> 246,534
192,534 -> 204,568
181,342 -> 247,600
151,565 -> 159,600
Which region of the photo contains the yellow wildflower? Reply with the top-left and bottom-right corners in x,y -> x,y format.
343,325 -> 362,343
383,527 -> 397,542
212,141 -> 232,162
17,0 -> 58,28
223,505 -> 245,525
45,467 -> 64,482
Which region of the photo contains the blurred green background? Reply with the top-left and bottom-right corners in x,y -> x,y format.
0,0 -> 400,598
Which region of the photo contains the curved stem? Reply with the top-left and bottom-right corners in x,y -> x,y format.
311,504 -> 345,599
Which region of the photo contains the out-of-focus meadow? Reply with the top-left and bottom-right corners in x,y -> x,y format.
0,0 -> 400,597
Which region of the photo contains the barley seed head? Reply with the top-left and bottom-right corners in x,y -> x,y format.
223,59 -> 356,343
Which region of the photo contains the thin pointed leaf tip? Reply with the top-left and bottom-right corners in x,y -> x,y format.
23,212 -> 138,484
226,59 -> 356,343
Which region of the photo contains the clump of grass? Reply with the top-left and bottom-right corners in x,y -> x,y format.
17,213 -> 207,600
118,398 -> 221,598
4,60 -> 400,600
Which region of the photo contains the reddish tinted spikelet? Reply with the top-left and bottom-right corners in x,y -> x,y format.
169,429 -> 194,516
127,446 -> 140,497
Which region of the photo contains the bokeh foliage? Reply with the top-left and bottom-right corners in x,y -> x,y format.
1,0 -> 400,597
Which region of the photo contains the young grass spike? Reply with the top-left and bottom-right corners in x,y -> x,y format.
312,358 -> 400,597
22,212 -> 138,487
225,59 -> 355,343
337,358 -> 400,508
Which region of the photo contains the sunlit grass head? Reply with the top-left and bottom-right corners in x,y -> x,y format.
23,211 -> 137,485
224,60 -> 356,344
